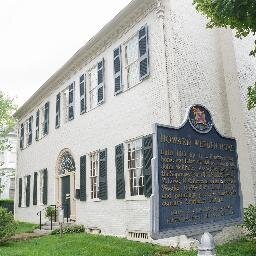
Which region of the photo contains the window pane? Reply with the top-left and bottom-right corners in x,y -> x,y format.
127,62 -> 139,88
126,36 -> 138,65
90,67 -> 98,90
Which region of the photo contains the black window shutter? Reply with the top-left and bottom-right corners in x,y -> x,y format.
99,149 -> 107,200
42,169 -> 48,205
80,155 -> 86,201
97,59 -> 105,104
35,110 -> 39,141
18,178 -> 22,207
115,144 -> 125,199
113,46 -> 122,95
56,93 -> 60,128
26,175 -> 31,207
28,116 -> 33,145
139,25 -> 149,80
20,124 -> 24,149
44,102 -> 49,135
33,172 -> 38,205
80,74 -> 86,114
142,135 -> 153,197
68,83 -> 75,120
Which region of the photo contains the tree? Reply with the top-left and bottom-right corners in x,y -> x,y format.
0,91 -> 17,193
193,0 -> 256,110
0,91 -> 16,153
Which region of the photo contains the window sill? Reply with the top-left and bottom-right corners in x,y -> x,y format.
114,75 -> 149,97
125,196 -> 148,201
90,198 -> 101,202
87,101 -> 104,113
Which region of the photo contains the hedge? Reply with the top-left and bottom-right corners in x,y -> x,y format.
0,199 -> 14,214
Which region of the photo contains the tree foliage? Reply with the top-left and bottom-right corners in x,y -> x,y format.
193,0 -> 256,109
0,91 -> 17,153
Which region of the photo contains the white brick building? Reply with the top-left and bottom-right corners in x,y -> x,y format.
14,0 -> 256,239
0,131 -> 16,200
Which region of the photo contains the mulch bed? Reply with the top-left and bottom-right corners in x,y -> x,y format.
10,231 -> 49,242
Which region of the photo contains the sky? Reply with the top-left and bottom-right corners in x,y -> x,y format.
0,0 -> 132,107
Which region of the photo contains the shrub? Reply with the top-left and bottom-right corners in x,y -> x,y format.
51,224 -> 85,235
0,207 -> 17,244
244,204 -> 256,237
45,206 -> 57,220
0,199 -> 14,214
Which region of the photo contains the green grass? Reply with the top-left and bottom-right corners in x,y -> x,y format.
0,233 -> 255,256
15,222 -> 37,234
217,238 -> 256,256
0,233 -> 194,256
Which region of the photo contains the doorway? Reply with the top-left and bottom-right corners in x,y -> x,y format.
56,149 -> 76,221
61,175 -> 70,218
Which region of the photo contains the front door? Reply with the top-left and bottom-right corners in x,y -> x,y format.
61,176 -> 70,218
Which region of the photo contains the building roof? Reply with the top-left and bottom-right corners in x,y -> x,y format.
14,0 -> 156,120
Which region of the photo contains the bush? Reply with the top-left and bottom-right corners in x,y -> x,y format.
51,225 -> 85,235
0,199 -> 14,214
0,207 -> 17,244
244,204 -> 256,237
45,206 -> 57,219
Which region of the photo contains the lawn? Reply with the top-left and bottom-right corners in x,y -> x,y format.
0,232 -> 255,256
15,221 -> 38,234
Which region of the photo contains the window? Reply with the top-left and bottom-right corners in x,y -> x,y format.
35,110 -> 39,140
40,102 -> 49,137
90,152 -> 99,199
80,74 -> 86,114
62,83 -> 75,122
23,177 -> 27,207
127,139 -> 144,196
125,35 -> 140,88
38,170 -> 44,204
9,178 -> 15,199
56,93 -> 61,128
89,66 -> 99,109
20,123 -> 24,149
25,116 -> 33,147
115,25 -> 149,94
89,59 -> 105,109
68,83 -> 75,121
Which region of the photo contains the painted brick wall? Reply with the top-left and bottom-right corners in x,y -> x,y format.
232,35 -> 256,201
15,6 -> 169,237
15,0 -> 256,237
164,0 -> 256,206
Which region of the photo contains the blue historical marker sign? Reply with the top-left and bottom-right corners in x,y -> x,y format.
151,105 -> 243,239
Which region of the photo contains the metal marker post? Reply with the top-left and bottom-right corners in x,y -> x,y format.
198,232 -> 216,256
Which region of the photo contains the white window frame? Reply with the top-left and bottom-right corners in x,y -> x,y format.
40,105 -> 46,139
24,119 -> 29,147
89,151 -> 99,200
124,33 -> 140,89
126,138 -> 144,197
38,170 -> 44,205
60,84 -> 75,123
22,176 -> 27,207
89,65 -> 98,110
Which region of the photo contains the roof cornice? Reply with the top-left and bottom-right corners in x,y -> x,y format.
14,0 -> 157,120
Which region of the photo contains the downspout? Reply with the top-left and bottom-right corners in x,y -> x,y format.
156,0 -> 172,125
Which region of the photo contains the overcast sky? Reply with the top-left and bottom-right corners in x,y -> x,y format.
0,0 -> 132,107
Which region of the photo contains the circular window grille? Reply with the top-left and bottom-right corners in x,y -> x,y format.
58,152 -> 75,175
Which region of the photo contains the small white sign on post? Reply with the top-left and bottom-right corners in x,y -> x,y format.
59,208 -> 64,236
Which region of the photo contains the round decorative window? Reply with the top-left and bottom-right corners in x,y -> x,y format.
58,152 -> 75,175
